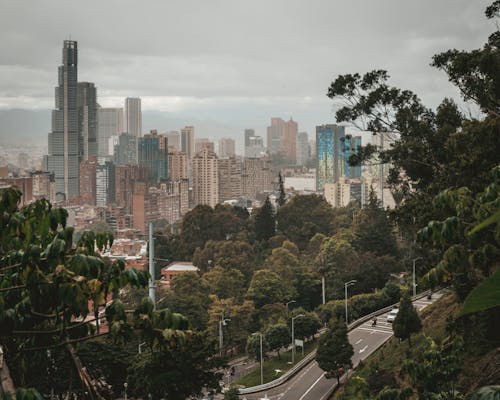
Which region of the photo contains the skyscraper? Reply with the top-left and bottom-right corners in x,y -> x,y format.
98,108 -> 123,158
266,117 -> 297,162
316,124 -> 345,191
192,148 -> 218,207
45,40 -> 79,200
181,126 -> 195,159
77,82 -> 98,162
244,129 -> 255,156
124,97 -> 142,137
218,138 -> 236,158
165,131 -> 180,151
138,130 -> 169,183
114,133 -> 138,165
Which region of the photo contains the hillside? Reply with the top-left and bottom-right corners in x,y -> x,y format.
332,292 -> 500,399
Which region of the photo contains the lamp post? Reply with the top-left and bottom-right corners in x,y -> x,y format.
412,257 -> 423,297
291,314 -> 305,365
285,300 -> 296,312
344,280 -> 357,326
123,382 -> 128,400
219,316 -> 231,357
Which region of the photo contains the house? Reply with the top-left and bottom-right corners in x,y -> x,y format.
160,261 -> 199,289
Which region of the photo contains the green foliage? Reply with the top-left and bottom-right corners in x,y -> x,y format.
264,323 -> 290,358
401,337 -> 463,400
289,309 -> 322,339
223,387 -> 240,400
253,196 -> 276,243
316,319 -> 354,384
467,386 -> 500,400
126,331 -> 223,400
459,270 -> 500,316
246,333 -> 269,361
204,266 -> 246,300
277,194 -> 335,250
246,269 -> 287,308
278,172 -> 286,207
393,292 -> 422,347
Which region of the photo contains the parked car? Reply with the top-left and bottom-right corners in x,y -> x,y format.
386,308 -> 399,323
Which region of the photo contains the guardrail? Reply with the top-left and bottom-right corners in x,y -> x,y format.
238,288 -> 440,395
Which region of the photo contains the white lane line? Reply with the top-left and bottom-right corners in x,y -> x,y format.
370,330 -> 376,335
298,373 -> 325,400
355,339 -> 363,344
357,327 -> 393,334
359,345 -> 368,353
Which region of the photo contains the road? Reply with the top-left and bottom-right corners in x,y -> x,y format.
240,291 -> 445,400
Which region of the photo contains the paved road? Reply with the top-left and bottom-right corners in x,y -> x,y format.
240,291 -> 445,400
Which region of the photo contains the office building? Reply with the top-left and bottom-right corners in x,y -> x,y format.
218,138 -> 235,158
124,97 -> 142,137
98,108 -> 123,158
242,156 -> 275,200
192,148 -> 218,207
115,164 -> 149,213
316,124 -> 346,191
77,82 -> 98,162
181,126 -> 195,159
31,171 -> 55,202
79,156 -> 97,205
344,135 -> 362,179
45,40 -> 79,200
266,117 -> 298,162
165,131 -> 180,151
195,138 -> 215,154
96,160 -> 115,206
244,129 -> 255,156
246,136 -> 265,158
114,133 -> 138,165
218,157 -> 242,202
168,150 -> 188,181
138,130 -> 168,183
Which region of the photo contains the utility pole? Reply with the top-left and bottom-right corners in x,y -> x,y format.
148,222 -> 155,309
412,257 -> 422,297
344,280 -> 357,325
291,314 -> 305,365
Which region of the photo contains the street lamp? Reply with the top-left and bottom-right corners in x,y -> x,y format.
219,316 -> 231,357
123,382 -> 128,400
344,280 -> 357,326
412,257 -> 423,297
291,314 -> 305,365
285,300 -> 296,312
251,332 -> 264,385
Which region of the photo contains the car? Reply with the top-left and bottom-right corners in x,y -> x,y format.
386,308 -> 399,323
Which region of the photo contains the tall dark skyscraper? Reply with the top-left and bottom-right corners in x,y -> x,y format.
78,82 -> 98,162
44,40 -> 79,200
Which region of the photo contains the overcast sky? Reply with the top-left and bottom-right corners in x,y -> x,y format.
0,0 -> 495,145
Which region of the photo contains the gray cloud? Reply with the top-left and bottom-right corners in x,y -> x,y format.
0,0 -> 495,139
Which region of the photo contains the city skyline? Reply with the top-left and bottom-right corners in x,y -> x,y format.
0,0 -> 494,149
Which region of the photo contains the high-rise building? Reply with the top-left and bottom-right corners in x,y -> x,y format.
218,138 -> 235,158
115,164 -> 149,213
195,138 -> 215,154
168,150 -> 188,181
77,82 -> 98,162
246,136 -> 265,158
96,160 -> 115,206
242,156 -> 275,200
192,148 -> 218,207
114,133 -> 138,165
165,131 -> 180,151
218,157 -> 242,202
45,40 -> 79,200
79,156 -> 97,205
31,171 -> 55,202
316,124 -> 345,191
296,132 -> 309,166
124,97 -> 142,137
138,130 -> 168,183
244,129 -> 255,156
98,108 -> 123,158
266,117 -> 297,162
181,126 -> 195,159
344,135 -> 362,179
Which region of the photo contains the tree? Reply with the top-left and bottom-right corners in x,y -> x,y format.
223,387 -> 240,400
353,189 -> 399,258
253,196 -> 276,242
160,272 -> 212,330
289,309 -> 322,340
265,323 -> 291,358
263,246 -> 301,300
278,172 -> 286,207
277,194 -> 335,250
127,331 -> 223,400
246,269 -> 287,308
204,266 -> 246,300
316,319 -> 354,384
393,292 -> 422,347
246,333 -> 269,361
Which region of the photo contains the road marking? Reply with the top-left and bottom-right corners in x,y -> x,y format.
298,373 -> 324,400
359,345 -> 368,353
355,339 -> 363,344
370,330 -> 376,335
357,327 -> 393,334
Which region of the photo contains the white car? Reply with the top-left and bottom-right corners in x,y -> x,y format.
387,308 -> 399,323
